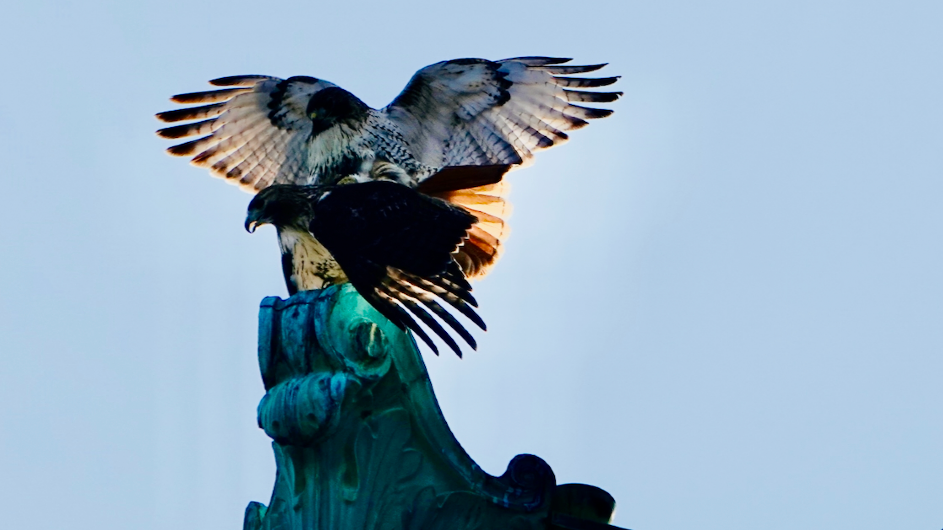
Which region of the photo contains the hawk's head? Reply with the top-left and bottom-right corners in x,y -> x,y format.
306,87 -> 370,136
245,185 -> 318,233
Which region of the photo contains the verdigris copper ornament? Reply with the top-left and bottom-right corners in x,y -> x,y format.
247,284 -> 625,530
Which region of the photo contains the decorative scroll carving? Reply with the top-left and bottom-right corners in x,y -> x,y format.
245,284 -> 626,530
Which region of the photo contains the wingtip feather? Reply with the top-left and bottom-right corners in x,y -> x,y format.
209,75 -> 273,87
564,90 -> 624,104
504,56 -> 574,66
553,76 -> 621,88
170,88 -> 248,104
541,64 -> 608,75
165,136 -> 211,157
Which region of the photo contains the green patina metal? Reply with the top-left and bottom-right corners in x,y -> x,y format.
246,284 -> 626,530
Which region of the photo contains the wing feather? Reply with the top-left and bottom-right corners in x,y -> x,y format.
369,286 -> 441,356
307,181 -> 484,355
156,76 -> 336,192
563,89 -> 623,103
156,102 -> 227,123
210,74 -> 278,87
422,176 -> 512,278
388,275 -> 477,349
379,281 -> 463,356
534,64 -> 608,74
170,87 -> 251,104
156,118 -> 219,139
553,76 -> 621,88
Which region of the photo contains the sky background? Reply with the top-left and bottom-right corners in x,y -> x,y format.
1,1 -> 941,529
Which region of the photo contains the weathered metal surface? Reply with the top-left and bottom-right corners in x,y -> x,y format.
246,284 -> 626,530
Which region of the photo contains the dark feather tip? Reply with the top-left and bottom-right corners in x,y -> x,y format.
565,90 -> 624,103
508,56 -> 573,66
554,76 -> 621,88
584,107 -> 615,119
155,119 -> 212,139
171,88 -> 246,104
210,75 -> 272,87
544,64 -> 608,75
155,103 -> 224,123
569,105 -> 615,120
165,136 -> 209,156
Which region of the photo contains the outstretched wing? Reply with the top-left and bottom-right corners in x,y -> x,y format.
311,181 -> 485,357
383,57 -> 621,169
156,75 -> 336,192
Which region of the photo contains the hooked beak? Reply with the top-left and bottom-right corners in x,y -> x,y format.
245,218 -> 259,233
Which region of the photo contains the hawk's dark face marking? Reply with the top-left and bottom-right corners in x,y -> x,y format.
306,87 -> 370,137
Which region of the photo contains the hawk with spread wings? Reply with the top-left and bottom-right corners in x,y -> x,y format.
157,56 -> 620,355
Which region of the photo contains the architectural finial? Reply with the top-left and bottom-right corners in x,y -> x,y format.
246,285 -> 626,530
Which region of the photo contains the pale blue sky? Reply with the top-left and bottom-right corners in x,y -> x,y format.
1,1 -> 941,529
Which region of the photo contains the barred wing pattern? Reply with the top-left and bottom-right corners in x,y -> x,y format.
384,57 -> 621,169
156,75 -> 336,192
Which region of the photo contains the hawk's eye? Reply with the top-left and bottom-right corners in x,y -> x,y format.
309,110 -> 318,119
